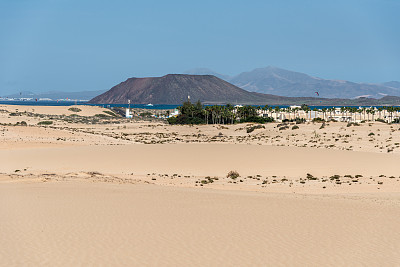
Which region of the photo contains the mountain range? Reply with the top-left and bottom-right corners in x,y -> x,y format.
4,90 -> 106,100
89,74 -> 274,105
88,74 -> 400,106
5,67 -> 400,105
185,67 -> 400,99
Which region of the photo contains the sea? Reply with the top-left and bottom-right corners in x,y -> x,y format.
0,101 -> 178,110
0,100 -> 391,110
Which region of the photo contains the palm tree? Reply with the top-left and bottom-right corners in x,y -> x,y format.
355,107 -> 359,121
274,106 -> 280,120
340,107 -> 346,122
377,107 -> 383,120
321,108 -> 327,121
306,107 -> 311,121
395,107 -> 400,121
366,109 -> 371,121
370,109 -> 375,121
294,107 -> 299,120
286,107 -> 292,120
268,106 -> 273,118
312,108 -> 318,120
328,107 -> 334,121
388,106 -> 394,123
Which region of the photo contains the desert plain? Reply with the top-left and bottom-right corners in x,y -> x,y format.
1,104 -> 400,266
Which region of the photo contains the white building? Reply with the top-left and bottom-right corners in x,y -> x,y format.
126,108 -> 133,118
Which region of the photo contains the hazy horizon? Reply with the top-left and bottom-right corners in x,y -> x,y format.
1,0 -> 399,95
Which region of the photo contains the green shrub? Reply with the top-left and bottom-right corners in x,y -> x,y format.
140,112 -> 153,117
227,170 -> 240,179
247,125 -> 265,133
68,107 -> 82,112
103,110 -> 118,117
292,125 -> 299,130
295,118 -> 306,124
95,114 -> 108,118
347,122 -> 360,127
15,121 -> 27,126
167,115 -> 204,125
38,121 -> 53,125
312,117 -> 324,122
241,116 -> 274,123
306,173 -> 317,180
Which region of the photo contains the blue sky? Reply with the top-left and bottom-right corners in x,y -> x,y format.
0,0 -> 399,94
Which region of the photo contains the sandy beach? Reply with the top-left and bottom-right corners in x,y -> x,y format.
1,104 -> 400,266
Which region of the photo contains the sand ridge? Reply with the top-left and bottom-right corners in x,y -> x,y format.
1,104 -> 400,266
1,182 -> 400,266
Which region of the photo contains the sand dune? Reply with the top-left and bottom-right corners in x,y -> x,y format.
2,143 -> 400,178
1,182 -> 399,267
0,104 -> 108,117
1,105 -> 400,266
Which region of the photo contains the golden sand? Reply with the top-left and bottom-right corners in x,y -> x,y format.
1,105 -> 399,266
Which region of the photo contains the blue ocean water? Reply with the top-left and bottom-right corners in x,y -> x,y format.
0,101 -> 180,110
0,100 -> 391,110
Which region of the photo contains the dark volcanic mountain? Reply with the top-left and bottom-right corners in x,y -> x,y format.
88,74 -> 291,105
89,74 -> 400,106
187,66 -> 400,99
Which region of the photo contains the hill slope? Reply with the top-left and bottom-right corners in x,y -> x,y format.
186,66 -> 400,99
88,74 -> 293,105
230,67 -> 400,98
89,74 -> 400,106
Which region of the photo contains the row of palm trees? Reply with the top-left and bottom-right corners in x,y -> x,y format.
257,105 -> 400,122
174,101 -> 268,124
174,101 -> 400,124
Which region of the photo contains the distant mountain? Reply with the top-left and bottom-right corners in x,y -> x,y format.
185,66 -> 400,99
383,81 -> 400,89
89,74 -> 278,104
229,66 -> 400,99
88,74 -> 400,106
183,68 -> 231,81
5,90 -> 106,100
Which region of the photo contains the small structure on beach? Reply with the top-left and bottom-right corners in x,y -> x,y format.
125,108 -> 133,118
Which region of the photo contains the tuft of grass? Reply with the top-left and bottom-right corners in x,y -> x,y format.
95,113 -> 108,118
68,107 -> 82,112
37,120 -> 53,125
103,110 -> 118,117
15,121 -> 27,126
247,125 -> 265,133
347,122 -> 360,127
227,170 -> 240,179
306,173 -> 318,180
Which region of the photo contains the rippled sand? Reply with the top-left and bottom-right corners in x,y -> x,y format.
1,182 -> 399,266
1,105 -> 400,266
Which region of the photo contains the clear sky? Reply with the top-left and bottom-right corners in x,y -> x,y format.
0,0 -> 399,95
